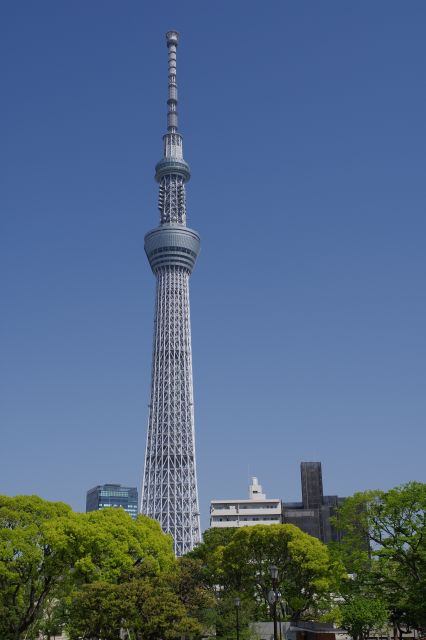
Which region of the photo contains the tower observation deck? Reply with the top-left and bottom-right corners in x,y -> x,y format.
141,31 -> 201,555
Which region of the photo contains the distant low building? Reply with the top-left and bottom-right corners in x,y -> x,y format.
209,463 -> 346,544
210,477 -> 282,528
282,462 -> 345,544
86,484 -> 138,520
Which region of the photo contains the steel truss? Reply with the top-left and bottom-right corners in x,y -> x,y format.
158,174 -> 186,225
142,266 -> 200,555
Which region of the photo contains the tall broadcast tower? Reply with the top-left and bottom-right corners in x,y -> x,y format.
141,31 -> 201,555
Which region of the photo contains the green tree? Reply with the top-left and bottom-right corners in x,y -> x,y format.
0,495 -> 75,640
66,572 -> 202,640
331,482 -> 426,635
191,524 -> 342,624
66,581 -> 124,640
190,526 -> 238,564
338,596 -> 388,640
60,507 -> 175,585
169,556 -> 216,626
214,592 -> 257,640
0,495 -> 175,639
37,598 -> 67,640
221,524 -> 341,620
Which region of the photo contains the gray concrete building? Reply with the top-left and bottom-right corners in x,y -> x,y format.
282,462 -> 345,544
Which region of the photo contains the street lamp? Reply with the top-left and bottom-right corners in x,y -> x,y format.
268,566 -> 279,640
234,597 -> 241,640
269,565 -> 279,583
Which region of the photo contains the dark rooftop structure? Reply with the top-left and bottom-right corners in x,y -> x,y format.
282,462 -> 345,544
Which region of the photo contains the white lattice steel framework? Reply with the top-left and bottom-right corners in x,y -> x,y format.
141,31 -> 201,556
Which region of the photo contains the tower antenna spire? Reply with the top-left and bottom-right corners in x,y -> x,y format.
166,31 -> 179,132
154,30 -> 190,226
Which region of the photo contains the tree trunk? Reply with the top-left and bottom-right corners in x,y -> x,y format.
393,622 -> 398,640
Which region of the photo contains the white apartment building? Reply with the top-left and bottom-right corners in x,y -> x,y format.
210,477 -> 282,528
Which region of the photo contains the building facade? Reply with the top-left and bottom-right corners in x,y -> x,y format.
210,464 -> 346,544
86,484 -> 138,520
140,32 -> 201,556
210,477 -> 282,528
282,462 -> 345,544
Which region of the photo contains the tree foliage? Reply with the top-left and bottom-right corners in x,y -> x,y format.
65,557 -> 212,640
191,523 -> 342,624
0,495 -> 75,640
2,483 -> 425,639
167,556 -> 216,626
0,495 -> 175,639
66,573 -> 201,640
61,507 -> 175,584
331,482 -> 426,635
220,524 -> 341,620
338,596 -> 389,640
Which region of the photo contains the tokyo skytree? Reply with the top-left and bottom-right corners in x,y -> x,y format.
141,31 -> 201,555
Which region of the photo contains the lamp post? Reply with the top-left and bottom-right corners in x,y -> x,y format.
234,597 -> 241,640
213,584 -> 224,639
268,565 -> 279,640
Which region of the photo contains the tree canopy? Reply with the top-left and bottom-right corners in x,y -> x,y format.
66,571 -> 201,640
0,495 -> 75,639
191,523 -> 342,624
2,482 -> 425,640
331,482 -> 426,637
0,495 -> 175,639
338,596 -> 389,640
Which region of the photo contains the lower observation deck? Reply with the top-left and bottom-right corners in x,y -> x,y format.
144,224 -> 200,273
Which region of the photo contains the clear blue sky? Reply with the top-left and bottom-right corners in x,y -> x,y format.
1,1 -> 425,530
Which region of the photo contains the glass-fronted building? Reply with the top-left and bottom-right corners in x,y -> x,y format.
86,484 -> 138,520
